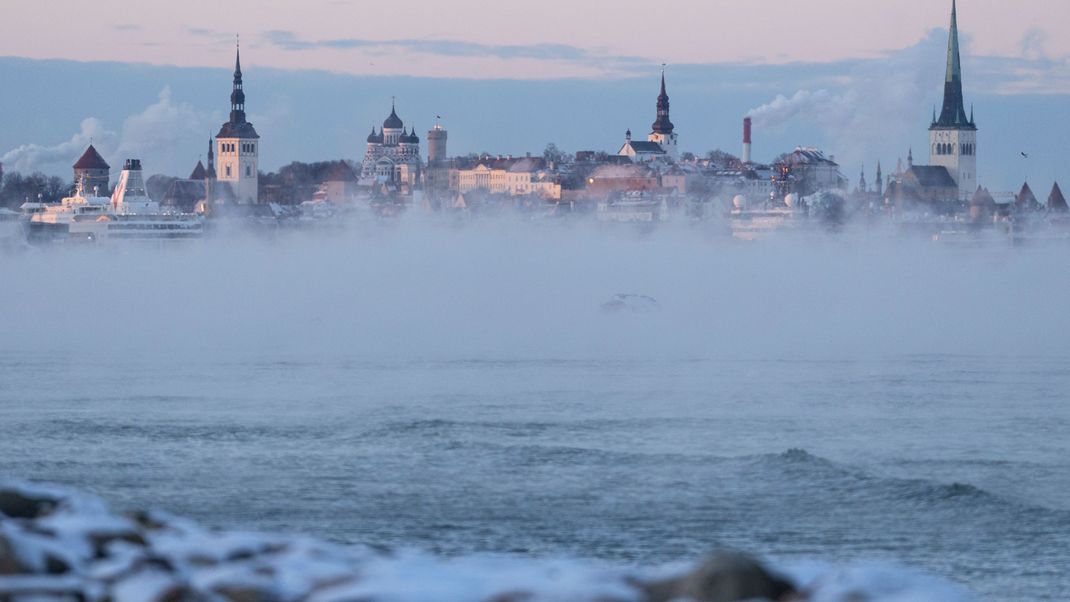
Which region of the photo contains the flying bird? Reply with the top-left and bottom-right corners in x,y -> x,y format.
1021,152 -> 1030,158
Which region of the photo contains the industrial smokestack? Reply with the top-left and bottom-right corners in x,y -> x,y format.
742,117 -> 752,164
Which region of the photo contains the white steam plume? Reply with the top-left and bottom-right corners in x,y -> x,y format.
746,90 -> 850,130
744,30 -> 947,168
1,118 -> 117,172
1,87 -> 206,175
115,87 -> 206,159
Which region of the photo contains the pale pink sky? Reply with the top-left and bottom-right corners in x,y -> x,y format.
1,0 -> 1066,78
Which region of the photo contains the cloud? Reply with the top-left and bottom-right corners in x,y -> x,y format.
2,87 -> 207,175
1,118 -> 117,173
262,30 -> 648,73
116,87 -> 206,159
741,29 -> 948,167
187,27 -> 236,44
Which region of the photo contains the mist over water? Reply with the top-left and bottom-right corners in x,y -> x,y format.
2,223 -> 1069,600
3,221 -> 1068,360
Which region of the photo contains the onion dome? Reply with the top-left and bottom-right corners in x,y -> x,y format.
408,127 -> 420,143
383,103 -> 403,130
367,127 -> 382,143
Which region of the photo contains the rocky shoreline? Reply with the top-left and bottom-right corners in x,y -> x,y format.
1,480 -> 971,601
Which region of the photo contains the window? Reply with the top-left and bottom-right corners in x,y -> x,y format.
246,166 -> 251,177
225,165 -> 232,177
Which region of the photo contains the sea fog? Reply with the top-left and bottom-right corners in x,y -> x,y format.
2,221 -> 1067,359
1,223 -> 1068,600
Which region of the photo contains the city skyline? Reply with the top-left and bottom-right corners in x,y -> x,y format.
2,1 -> 1069,192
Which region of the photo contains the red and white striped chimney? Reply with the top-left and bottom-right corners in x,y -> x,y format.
742,117 -> 752,164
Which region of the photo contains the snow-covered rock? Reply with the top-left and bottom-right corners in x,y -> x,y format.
0,479 -> 974,602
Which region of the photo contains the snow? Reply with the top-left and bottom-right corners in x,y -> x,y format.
1,478 -> 979,601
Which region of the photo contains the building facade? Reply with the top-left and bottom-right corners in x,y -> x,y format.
928,0 -> 977,202
454,157 -> 560,200
216,44 -> 260,204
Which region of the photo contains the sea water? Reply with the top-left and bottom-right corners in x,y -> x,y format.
1,225 -> 1068,600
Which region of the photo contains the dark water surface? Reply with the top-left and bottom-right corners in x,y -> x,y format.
1,353 -> 1068,600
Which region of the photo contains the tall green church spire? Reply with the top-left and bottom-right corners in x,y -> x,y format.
933,0 -> 974,129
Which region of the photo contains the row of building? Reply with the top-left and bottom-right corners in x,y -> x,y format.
60,0 -> 1067,224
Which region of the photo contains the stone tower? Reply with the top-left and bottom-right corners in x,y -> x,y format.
427,120 -> 448,165
929,0 -> 977,201
73,144 -> 110,196
216,41 -> 260,204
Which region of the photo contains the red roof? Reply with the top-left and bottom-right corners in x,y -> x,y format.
325,160 -> 357,182
1049,182 -> 1068,211
189,161 -> 207,181
73,145 -> 110,170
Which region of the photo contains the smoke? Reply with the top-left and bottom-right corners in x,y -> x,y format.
744,30 -> 948,169
1,87 -> 206,175
0,118 -> 116,173
746,90 -> 851,130
115,87 -> 207,159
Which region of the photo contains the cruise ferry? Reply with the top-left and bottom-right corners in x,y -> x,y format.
27,159 -> 204,244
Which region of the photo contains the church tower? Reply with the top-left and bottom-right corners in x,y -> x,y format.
648,70 -> 678,160
929,0 -> 977,201
216,40 -> 260,204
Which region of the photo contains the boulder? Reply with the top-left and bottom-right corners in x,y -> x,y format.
0,532 -> 26,574
0,487 -> 58,519
643,551 -> 796,602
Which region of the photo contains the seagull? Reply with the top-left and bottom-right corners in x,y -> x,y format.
1021,152 -> 1030,158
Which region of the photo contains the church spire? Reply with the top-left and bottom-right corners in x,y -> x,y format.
946,0 -> 960,84
933,0 -> 973,129
229,37 -> 246,124
235,35 -> 242,78
651,66 -> 674,135
206,137 -> 216,178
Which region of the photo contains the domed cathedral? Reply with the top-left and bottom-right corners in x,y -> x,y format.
215,40 -> 260,204
648,69 -> 678,160
360,100 -> 422,193
928,0 -> 977,202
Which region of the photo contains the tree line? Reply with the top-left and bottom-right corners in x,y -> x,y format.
0,171 -> 70,209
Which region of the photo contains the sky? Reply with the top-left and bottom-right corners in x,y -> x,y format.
3,0 -> 1069,80
2,0 -> 1069,192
